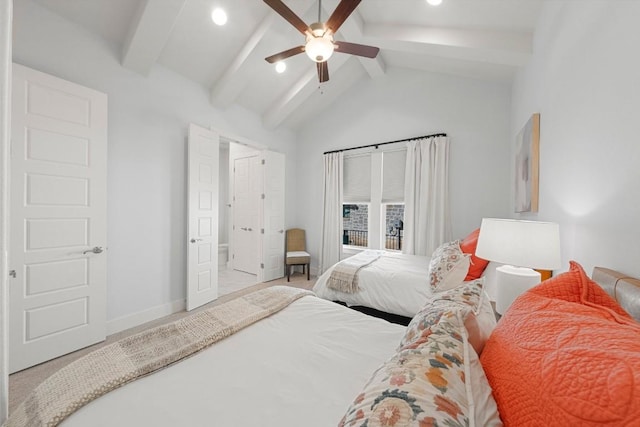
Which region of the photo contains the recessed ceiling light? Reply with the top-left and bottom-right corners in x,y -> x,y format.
275,61 -> 286,73
211,8 -> 227,26
426,0 -> 443,5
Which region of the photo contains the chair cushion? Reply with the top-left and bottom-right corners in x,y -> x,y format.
287,251 -> 310,258
286,251 -> 310,265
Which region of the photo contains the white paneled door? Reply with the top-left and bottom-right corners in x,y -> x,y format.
232,155 -> 260,275
259,151 -> 285,282
9,64 -> 108,373
187,124 -> 219,311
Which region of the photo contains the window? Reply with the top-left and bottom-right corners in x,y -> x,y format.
343,154 -> 371,248
343,204 -> 369,247
343,149 -> 406,250
384,204 -> 404,250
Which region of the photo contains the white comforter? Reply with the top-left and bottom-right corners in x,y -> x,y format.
62,296 -> 405,427
313,251 -> 432,318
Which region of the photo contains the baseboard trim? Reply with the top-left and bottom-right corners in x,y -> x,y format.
106,299 -> 186,336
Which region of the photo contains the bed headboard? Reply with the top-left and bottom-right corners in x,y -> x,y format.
592,267 -> 640,322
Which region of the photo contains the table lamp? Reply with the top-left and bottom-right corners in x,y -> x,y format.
475,218 -> 561,314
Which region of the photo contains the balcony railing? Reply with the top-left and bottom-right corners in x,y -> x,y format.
343,229 -> 368,247
385,231 -> 403,251
343,229 -> 403,251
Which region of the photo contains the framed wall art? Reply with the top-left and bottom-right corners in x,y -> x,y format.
514,113 -> 540,213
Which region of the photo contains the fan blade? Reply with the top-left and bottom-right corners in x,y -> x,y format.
325,0 -> 361,34
334,41 -> 379,58
263,0 -> 310,35
317,61 -> 329,83
265,46 -> 305,63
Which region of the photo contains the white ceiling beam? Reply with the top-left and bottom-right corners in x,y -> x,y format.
283,59 -> 367,129
211,0 -> 317,109
362,24 -> 532,67
210,13 -> 274,108
263,53 -> 351,129
121,0 -> 186,76
321,4 -> 386,79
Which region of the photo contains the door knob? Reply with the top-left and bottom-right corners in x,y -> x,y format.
83,246 -> 104,254
190,238 -> 203,243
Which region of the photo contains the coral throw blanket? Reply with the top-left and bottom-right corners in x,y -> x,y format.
481,261 -> 640,426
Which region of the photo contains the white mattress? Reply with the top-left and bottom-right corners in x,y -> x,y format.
62,296 -> 405,427
313,251 -> 432,317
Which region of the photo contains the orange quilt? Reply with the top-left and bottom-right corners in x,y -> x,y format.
481,261 -> 640,426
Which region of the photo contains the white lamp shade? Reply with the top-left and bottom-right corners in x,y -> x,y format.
475,218 -> 561,270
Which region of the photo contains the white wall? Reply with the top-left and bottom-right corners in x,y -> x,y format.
0,1 -> 11,421
12,0 -> 298,324
296,67 -> 512,271
511,0 -> 640,277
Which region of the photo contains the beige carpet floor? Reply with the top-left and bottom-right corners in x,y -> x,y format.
9,273 -> 315,413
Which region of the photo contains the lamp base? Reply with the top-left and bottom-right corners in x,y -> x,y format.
495,265 -> 541,315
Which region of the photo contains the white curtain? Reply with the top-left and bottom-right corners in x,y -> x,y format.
319,152 -> 344,273
403,136 -> 451,256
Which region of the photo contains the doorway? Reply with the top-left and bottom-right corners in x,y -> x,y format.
216,141 -> 267,296
232,154 -> 261,275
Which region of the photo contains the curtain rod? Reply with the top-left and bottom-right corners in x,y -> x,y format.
323,133 -> 447,155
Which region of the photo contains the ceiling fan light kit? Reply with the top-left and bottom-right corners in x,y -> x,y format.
305,23 -> 334,62
264,0 -> 379,83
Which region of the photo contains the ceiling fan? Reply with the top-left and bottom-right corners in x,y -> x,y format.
264,0 -> 380,83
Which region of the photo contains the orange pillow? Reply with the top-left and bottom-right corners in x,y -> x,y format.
480,261 -> 640,426
459,228 -> 489,280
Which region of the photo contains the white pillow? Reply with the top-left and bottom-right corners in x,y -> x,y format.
428,240 -> 471,292
464,327 -> 504,427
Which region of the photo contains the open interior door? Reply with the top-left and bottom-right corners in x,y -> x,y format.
187,124 -> 219,311
9,64 -> 108,373
259,150 -> 285,282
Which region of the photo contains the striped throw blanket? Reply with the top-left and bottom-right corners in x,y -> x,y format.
327,250 -> 383,294
6,286 -> 313,427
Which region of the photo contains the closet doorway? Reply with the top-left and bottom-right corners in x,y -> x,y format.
217,140 -> 285,296
232,154 -> 260,275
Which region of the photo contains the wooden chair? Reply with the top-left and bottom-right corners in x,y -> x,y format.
285,228 -> 310,281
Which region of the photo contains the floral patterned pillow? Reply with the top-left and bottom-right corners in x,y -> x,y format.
430,278 -> 485,315
428,241 -> 470,292
339,310 -> 471,427
399,280 -> 490,354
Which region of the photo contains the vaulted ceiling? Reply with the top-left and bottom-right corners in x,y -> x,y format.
34,0 -> 544,130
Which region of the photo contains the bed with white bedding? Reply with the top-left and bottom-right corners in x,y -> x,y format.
313,251 -> 432,319
313,230 -> 498,324
64,295 -> 405,427
9,290 -> 407,427
8,264 -> 640,427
